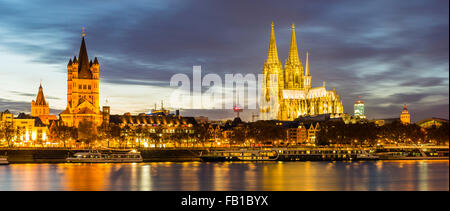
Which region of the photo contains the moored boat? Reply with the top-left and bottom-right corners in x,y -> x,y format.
0,156 -> 8,165
200,147 -> 381,162
200,149 -> 279,161
66,149 -> 143,163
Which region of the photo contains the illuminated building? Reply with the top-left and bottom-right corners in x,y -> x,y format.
0,110 -> 13,126
306,122 -> 320,144
60,29 -> 103,127
260,23 -> 344,121
30,84 -> 57,125
108,112 -> 196,147
400,104 -> 410,125
148,101 -> 170,116
14,113 -> 49,145
1,110 -> 49,146
287,123 -> 307,144
353,97 -> 365,118
416,117 -> 448,128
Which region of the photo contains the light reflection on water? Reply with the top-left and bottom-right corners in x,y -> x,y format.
0,160 -> 448,191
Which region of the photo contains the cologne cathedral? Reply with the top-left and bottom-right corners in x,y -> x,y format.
60,30 -> 103,127
260,22 -> 344,121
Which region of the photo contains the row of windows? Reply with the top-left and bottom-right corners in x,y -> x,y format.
71,83 -> 97,89
79,84 -> 92,90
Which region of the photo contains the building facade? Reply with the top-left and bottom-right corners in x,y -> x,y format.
416,117 -> 448,128
1,110 -> 49,147
260,23 -> 344,121
353,97 -> 365,118
287,123 -> 307,144
60,32 -> 103,127
108,112 -> 197,148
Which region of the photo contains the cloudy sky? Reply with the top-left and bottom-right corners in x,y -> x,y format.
0,0 -> 448,122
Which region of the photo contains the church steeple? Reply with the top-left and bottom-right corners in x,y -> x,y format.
305,51 -> 310,76
304,51 -> 311,89
31,83 -> 49,117
266,22 -> 280,64
287,24 -> 300,64
35,83 -> 47,106
78,31 -> 92,79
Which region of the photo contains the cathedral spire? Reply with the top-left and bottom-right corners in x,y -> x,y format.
305,51 -> 310,76
35,84 -> 47,106
78,31 -> 92,79
266,22 -> 280,64
287,23 -> 300,64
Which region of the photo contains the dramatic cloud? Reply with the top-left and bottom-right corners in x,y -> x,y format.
0,0 -> 448,122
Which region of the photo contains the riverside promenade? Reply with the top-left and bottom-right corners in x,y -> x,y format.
0,145 -> 448,163
0,148 -> 206,163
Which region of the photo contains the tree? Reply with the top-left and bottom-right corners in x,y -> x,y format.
1,122 -> 15,147
77,120 -> 98,147
194,123 -> 210,147
52,124 -> 73,148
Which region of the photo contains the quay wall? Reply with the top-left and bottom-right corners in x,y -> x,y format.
0,149 -> 205,163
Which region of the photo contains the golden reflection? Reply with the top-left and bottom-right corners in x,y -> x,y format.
140,164 -> 151,191
59,163 -> 111,191
212,163 -> 231,191
181,162 -> 199,190
0,161 -> 447,191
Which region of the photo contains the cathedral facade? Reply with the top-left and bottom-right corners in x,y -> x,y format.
260,23 -> 344,121
60,32 -> 102,127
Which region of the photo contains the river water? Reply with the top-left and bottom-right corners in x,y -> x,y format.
0,160 -> 448,191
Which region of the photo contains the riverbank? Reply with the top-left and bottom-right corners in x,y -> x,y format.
0,149 -> 205,163
0,147 -> 448,163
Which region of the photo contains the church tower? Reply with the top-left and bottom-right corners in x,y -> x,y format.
31,84 -> 49,117
400,104 -> 410,125
284,24 -> 304,90
60,28 -> 102,127
260,22 -> 284,120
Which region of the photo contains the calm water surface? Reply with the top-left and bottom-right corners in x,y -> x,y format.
0,160 -> 448,191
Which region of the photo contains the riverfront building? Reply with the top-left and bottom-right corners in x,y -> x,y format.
286,122 -> 321,145
0,110 -> 49,146
260,22 -> 344,121
108,111 -> 197,148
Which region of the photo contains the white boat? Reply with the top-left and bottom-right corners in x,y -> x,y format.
0,156 -> 8,165
200,149 -> 279,161
356,150 -> 379,160
66,150 -> 143,163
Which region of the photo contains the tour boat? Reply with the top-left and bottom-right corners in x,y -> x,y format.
200,148 -> 381,162
66,149 -> 143,163
0,156 -> 8,165
356,150 -> 379,160
200,149 -> 279,161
